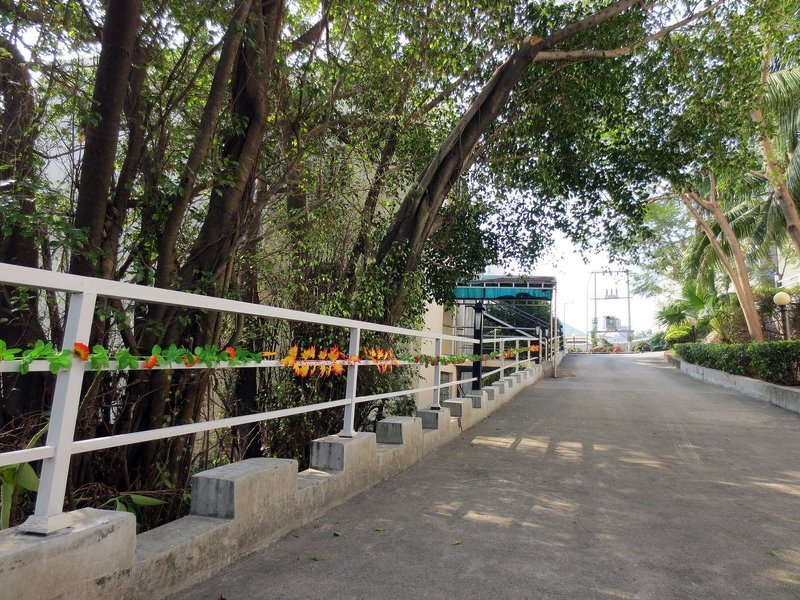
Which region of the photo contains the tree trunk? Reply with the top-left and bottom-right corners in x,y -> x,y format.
680,192 -> 764,342
70,0 -> 142,277
155,0 -> 253,290
128,0 -> 286,487
0,38 -> 50,424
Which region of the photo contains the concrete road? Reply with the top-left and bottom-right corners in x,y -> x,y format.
168,353 -> 800,600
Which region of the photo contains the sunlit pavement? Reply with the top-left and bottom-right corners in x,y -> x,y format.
168,352 -> 800,600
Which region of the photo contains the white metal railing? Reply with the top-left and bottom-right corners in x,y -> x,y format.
0,263 -> 552,534
778,272 -> 800,287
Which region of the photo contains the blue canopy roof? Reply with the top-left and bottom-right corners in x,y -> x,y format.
454,276 -> 555,301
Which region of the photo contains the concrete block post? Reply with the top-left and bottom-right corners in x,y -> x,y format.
442,399 -> 474,427
375,417 -> 424,475
190,458 -> 298,521
441,398 -> 471,418
310,432 -> 377,473
492,380 -> 506,395
377,417 -> 422,445
465,390 -> 487,409
417,407 -> 451,430
0,508 -> 135,600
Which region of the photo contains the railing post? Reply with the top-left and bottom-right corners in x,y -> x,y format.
537,327 -> 542,365
340,327 -> 360,438
470,301 -> 483,391
515,339 -> 520,372
432,337 -> 442,408
20,291 -> 97,535
500,338 -> 505,379
553,333 -> 559,379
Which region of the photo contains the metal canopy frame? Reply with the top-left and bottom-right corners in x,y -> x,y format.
455,275 -> 560,379
454,276 -> 556,302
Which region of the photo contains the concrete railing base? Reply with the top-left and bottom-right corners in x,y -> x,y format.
1,354 -> 563,600
667,354 -> 800,414
0,508 -> 135,600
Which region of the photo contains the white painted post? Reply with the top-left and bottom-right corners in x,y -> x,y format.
432,337 -> 442,409
340,327 -> 361,438
553,288 -> 558,378
537,327 -> 542,365
515,339 -> 520,372
500,339 -> 505,379
20,292 -> 97,535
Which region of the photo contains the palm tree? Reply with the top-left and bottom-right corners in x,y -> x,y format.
755,59 -> 800,256
677,174 -> 765,341
657,281 -> 718,342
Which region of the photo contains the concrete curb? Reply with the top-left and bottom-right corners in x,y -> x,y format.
2,358 -> 562,600
666,353 -> 800,414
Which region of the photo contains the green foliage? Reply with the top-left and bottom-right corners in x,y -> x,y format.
0,463 -> 39,530
664,325 -> 694,345
0,340 -> 21,361
748,341 -> 800,385
675,341 -> 800,385
102,492 -> 168,534
423,197 -> 498,306
633,331 -> 668,352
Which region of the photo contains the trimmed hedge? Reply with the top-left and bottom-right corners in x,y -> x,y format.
674,341 -> 800,386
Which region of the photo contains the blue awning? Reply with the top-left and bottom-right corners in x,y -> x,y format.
454,286 -> 553,301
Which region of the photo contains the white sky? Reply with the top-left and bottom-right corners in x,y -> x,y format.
491,232 -> 662,337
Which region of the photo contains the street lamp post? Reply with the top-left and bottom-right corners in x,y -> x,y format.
774,291 -> 791,340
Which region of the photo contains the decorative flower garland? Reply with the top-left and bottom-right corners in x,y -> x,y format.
0,340 -> 540,378
412,345 -> 540,367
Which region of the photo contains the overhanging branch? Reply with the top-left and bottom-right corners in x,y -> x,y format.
534,0 -> 724,63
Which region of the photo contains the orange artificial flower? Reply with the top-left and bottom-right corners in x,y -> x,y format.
280,345 -> 299,367
224,346 -> 236,360
328,346 -> 343,361
183,353 -> 199,367
261,351 -> 277,358
317,348 -> 328,361
72,342 -> 90,361
301,346 -> 316,361
332,363 -> 345,376
144,355 -> 158,369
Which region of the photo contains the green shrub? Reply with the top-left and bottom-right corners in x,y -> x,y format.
674,341 -> 800,385
748,341 -> 800,386
665,324 -> 693,344
647,331 -> 668,352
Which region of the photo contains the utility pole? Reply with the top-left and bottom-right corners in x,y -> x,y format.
589,268 -> 633,351
626,270 -> 632,351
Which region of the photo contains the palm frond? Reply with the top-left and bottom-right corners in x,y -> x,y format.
765,67 -> 800,155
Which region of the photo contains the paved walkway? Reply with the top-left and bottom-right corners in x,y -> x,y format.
168,353 -> 800,599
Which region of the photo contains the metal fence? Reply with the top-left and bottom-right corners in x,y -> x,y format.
0,264 -> 549,534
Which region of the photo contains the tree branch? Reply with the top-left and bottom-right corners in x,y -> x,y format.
290,0 -> 331,53
533,0 -> 724,63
